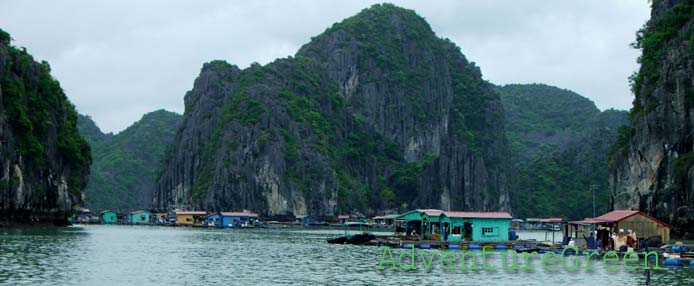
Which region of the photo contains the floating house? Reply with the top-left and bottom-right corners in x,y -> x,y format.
152,213 -> 168,224
204,213 -> 222,227
296,215 -> 316,225
440,212 -> 512,242
203,212 -> 258,228
129,210 -> 150,224
383,214 -> 399,226
373,216 -> 385,225
396,209 -> 512,242
337,214 -> 350,224
220,212 -> 258,228
396,209 -> 444,239
175,211 -> 207,226
100,210 -> 117,224
570,210 -> 671,249
73,208 -> 95,224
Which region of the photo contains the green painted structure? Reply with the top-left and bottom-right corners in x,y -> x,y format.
129,211 -> 150,224
397,210 -> 512,242
440,212 -> 512,242
397,209 -> 444,239
100,210 -> 117,224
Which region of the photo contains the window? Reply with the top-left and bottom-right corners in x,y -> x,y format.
481,227 -> 499,236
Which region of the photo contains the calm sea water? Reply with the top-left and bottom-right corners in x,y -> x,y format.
0,225 -> 692,285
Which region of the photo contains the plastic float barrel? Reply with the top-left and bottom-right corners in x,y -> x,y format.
664,258 -> 683,266
672,246 -> 681,253
418,244 -> 431,249
402,244 -> 414,249
513,245 -> 525,249
494,245 -> 507,250
468,244 -> 481,250
448,245 -> 460,250
538,249 -> 547,254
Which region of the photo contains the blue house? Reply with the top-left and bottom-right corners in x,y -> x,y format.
204,213 -> 221,227
205,212 -> 259,228
296,215 -> 316,225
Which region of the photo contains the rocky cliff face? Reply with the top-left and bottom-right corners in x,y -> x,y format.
0,29 -> 91,224
153,4 -> 510,216
610,0 -> 694,237
499,84 -> 628,219
77,110 -> 180,211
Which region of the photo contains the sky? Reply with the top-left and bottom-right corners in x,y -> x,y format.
0,1 -> 651,133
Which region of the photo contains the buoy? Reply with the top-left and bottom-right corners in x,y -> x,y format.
448,244 -> 460,250
418,244 -> 431,249
494,245 -> 507,250
468,244 -> 481,250
664,258 -> 683,266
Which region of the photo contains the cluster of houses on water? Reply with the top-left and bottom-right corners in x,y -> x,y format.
72,209 -> 260,228
72,207 -> 672,248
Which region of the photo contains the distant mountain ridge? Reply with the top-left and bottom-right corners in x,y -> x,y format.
498,83 -> 628,220
77,110 -> 181,211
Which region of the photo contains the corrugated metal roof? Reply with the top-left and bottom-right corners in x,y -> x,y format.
594,210 -> 639,222
220,212 -> 258,217
337,215 -> 349,219
444,211 -> 512,219
175,211 -> 207,215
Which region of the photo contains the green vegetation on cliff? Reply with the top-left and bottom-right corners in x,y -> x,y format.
0,28 -> 91,221
630,1 -> 694,115
77,110 -> 180,211
155,4 -> 509,215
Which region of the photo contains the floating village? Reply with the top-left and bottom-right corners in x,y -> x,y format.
71,208 -> 694,267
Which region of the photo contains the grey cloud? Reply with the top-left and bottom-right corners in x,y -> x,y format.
0,0 -> 650,133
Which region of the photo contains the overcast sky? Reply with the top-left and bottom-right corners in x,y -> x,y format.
0,1 -> 650,133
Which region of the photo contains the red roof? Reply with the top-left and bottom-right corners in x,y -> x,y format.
590,210 -> 671,228
338,215 -> 349,219
540,217 -> 563,223
444,211 -> 512,219
175,211 -> 207,215
220,212 -> 258,217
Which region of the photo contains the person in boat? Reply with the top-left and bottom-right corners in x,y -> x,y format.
583,232 -> 597,249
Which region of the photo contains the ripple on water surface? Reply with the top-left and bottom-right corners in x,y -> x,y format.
0,226 -> 692,285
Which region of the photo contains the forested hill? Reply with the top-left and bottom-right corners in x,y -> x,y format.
77,110 -> 181,211
498,84 -> 628,220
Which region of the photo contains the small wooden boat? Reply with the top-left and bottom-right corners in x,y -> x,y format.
515,248 -> 540,254
327,234 -> 376,245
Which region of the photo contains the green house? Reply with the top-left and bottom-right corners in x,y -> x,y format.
129,211 -> 150,224
440,211 -> 512,242
397,209 -> 444,239
100,210 -> 117,224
